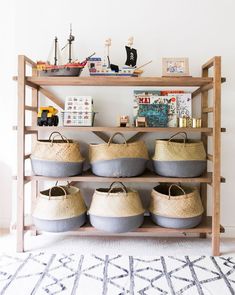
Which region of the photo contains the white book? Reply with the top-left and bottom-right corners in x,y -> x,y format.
65,96 -> 93,112
168,93 -> 192,117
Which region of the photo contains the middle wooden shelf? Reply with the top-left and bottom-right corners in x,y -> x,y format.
24,171 -> 214,183
24,126 -> 215,133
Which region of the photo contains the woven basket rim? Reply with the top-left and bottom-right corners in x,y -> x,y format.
155,139 -> 203,145
40,186 -> 80,200
151,190 -> 198,201
94,188 -> 137,196
36,139 -> 76,143
152,186 -> 197,200
89,141 -> 146,147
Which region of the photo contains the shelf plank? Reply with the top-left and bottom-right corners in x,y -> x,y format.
24,126 -> 213,133
23,216 -> 224,235
24,76 -> 214,87
24,171 -> 212,183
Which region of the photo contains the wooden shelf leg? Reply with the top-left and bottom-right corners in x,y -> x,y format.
199,182 -> 207,238
17,56 -> 26,252
31,180 -> 38,236
30,68 -> 39,236
200,68 -> 209,239
212,57 -> 221,256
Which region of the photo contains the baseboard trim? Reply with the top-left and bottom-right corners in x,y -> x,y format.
222,226 -> 235,238
0,228 -> 9,235
0,218 -> 11,229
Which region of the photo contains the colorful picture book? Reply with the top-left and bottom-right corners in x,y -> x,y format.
137,103 -> 168,127
65,96 -> 93,112
133,90 -> 192,127
63,96 -> 94,126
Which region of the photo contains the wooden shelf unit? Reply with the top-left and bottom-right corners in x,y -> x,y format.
15,55 -> 225,255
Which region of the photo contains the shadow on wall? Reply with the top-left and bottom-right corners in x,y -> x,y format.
0,161 -> 12,228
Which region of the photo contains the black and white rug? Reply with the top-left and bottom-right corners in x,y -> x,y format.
0,253 -> 234,294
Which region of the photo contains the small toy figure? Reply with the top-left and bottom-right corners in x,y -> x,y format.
37,106 -> 59,126
118,115 -> 130,127
135,117 -> 147,127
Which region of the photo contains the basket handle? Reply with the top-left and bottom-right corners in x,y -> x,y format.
48,185 -> 67,200
108,182 -> 128,194
168,184 -> 186,200
49,132 -> 69,144
168,132 -> 188,144
108,132 -> 127,146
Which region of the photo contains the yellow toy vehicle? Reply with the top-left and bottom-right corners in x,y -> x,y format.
37,106 -> 59,126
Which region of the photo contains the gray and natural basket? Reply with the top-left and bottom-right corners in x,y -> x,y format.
149,184 -> 204,229
30,132 -> 84,177
152,132 -> 206,177
89,182 -> 145,233
89,132 -> 149,177
33,183 -> 87,232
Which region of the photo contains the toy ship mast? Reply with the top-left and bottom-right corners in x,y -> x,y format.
54,36 -> 58,65
68,24 -> 75,63
48,36 -> 61,65
61,24 -> 75,63
104,38 -> 111,68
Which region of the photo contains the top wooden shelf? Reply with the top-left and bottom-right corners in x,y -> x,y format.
20,76 -> 217,87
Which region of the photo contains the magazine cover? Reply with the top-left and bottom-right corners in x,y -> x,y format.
133,91 -> 177,127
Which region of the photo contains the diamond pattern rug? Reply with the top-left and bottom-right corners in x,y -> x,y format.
0,253 -> 234,294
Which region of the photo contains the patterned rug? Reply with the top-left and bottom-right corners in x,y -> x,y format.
0,253 -> 234,295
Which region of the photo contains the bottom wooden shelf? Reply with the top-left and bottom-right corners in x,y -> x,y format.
24,216 -> 224,236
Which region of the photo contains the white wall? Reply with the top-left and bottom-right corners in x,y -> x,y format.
1,0 -> 235,233
0,1 -> 15,227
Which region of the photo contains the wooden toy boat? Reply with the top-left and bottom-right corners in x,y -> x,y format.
87,37 -> 151,77
36,25 -> 94,77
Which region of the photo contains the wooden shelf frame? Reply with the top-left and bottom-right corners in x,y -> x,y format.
15,55 -> 225,255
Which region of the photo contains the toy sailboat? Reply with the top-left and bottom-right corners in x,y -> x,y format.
36,25 -> 95,77
87,37 -> 151,76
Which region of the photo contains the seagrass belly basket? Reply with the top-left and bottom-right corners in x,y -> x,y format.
152,132 -> 206,177
89,132 -> 148,177
88,182 -> 145,233
31,132 -> 84,177
33,184 -> 87,232
149,184 -> 204,229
